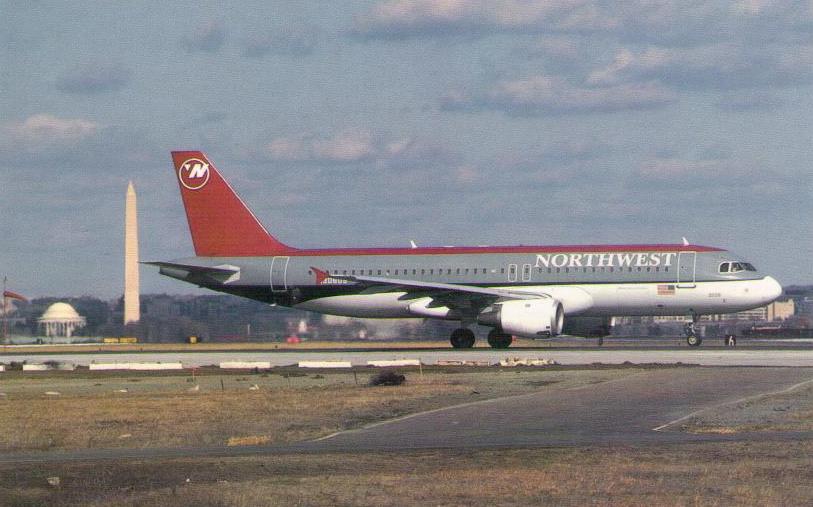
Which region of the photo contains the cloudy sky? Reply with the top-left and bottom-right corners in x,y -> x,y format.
1,0 -> 812,298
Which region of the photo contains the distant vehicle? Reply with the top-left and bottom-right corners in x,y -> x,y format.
149,151 -> 783,349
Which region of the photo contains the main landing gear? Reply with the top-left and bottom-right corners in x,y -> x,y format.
450,328 -> 475,348
449,328 -> 515,349
685,315 -> 702,347
487,329 -> 513,349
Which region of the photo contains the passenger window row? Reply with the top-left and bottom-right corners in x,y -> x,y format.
308,265 -> 672,279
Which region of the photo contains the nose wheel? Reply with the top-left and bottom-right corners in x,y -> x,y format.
450,328 -> 476,348
685,320 -> 702,347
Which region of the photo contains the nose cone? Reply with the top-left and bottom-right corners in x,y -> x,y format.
762,276 -> 783,303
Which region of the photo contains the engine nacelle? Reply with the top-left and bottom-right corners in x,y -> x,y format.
561,316 -> 613,337
477,298 -> 564,338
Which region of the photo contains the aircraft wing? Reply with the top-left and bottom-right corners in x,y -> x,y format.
334,274 -> 594,316
334,274 -> 547,300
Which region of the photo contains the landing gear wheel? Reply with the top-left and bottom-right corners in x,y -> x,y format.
684,319 -> 702,347
487,329 -> 513,349
450,328 -> 475,349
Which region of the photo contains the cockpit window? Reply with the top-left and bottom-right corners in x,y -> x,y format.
720,261 -> 757,274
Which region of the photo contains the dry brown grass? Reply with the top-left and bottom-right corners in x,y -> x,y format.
0,368 -> 633,452
2,441 -> 811,506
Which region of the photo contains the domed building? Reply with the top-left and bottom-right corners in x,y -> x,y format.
38,302 -> 86,337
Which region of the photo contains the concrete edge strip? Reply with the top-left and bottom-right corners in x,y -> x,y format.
652,376 -> 813,432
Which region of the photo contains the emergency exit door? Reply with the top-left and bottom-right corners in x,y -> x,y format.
270,256 -> 289,292
677,251 -> 696,288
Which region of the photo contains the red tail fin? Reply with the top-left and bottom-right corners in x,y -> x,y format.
171,151 -> 295,257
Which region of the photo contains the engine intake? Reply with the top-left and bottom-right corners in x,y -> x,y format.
477,298 -> 564,338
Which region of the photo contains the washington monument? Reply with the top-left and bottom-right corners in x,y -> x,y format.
124,181 -> 140,324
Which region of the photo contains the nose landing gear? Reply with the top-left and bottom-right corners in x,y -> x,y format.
685,314 -> 702,347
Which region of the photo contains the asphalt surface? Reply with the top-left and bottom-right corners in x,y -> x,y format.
2,366 -> 812,464
4,347 -> 813,367
311,366 -> 813,450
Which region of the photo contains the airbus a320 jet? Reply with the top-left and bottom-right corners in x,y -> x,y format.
149,151 -> 783,348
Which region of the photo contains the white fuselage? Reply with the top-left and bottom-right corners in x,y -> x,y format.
295,277 -> 783,319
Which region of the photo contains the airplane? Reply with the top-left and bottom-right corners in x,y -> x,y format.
149,151 -> 783,348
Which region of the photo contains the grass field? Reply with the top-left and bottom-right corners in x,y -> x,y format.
3,365 -> 813,506
3,441 -> 812,506
0,367 -> 640,452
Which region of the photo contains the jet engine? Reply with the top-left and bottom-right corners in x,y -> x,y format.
561,316 -> 612,337
477,298 -> 564,338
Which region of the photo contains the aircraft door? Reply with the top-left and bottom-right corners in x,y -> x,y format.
677,252 -> 696,288
270,256 -> 289,292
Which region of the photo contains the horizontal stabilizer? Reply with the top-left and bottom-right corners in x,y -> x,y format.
142,261 -> 240,283
142,261 -> 237,274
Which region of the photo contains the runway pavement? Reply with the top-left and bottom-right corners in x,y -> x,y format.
3,347 -> 813,367
2,366 -> 812,464
309,366 -> 813,450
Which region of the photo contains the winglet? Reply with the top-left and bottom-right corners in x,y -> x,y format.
171,151 -> 296,257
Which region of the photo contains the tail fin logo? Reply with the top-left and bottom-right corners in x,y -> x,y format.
178,158 -> 211,190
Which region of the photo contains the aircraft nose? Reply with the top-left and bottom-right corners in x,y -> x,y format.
762,276 -> 783,303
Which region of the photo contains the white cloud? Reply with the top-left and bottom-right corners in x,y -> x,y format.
259,131 -> 459,169
443,74 -> 676,115
354,0 -> 813,46
265,136 -> 311,161
261,130 -> 382,163
0,114 -> 152,168
1,114 -> 98,148
354,0 -> 601,38
313,130 -> 376,162
588,44 -> 813,90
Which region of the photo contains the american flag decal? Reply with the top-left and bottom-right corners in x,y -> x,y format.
657,284 -> 675,295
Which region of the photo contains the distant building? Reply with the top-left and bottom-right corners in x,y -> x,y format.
38,302 -> 86,337
767,299 -> 795,321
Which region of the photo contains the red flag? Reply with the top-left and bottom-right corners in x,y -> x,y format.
3,291 -> 28,302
